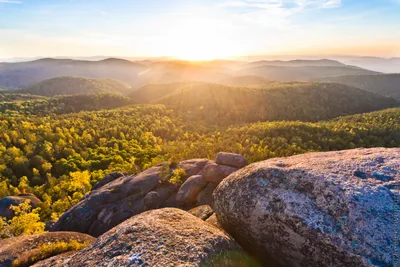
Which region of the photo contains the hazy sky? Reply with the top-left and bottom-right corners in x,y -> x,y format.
1,0 -> 399,60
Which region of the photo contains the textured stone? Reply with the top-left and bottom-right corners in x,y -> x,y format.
143,191 -> 161,210
216,152 -> 248,168
60,208 -> 245,266
197,183 -> 217,207
0,232 -> 94,267
214,148 -> 400,267
205,213 -> 222,230
188,205 -> 214,220
202,163 -> 238,184
31,252 -> 75,267
92,172 -> 124,190
176,175 -> 207,206
51,159 -> 213,237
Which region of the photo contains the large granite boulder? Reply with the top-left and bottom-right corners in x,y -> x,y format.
52,154 -> 246,237
0,232 -> 95,267
0,193 -> 41,220
214,148 -> 400,267
49,208 -> 249,266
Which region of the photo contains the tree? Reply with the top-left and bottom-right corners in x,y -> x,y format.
0,201 -> 45,239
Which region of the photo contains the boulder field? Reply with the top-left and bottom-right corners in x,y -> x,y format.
51,152 -> 248,237
214,148 -> 400,267
2,148 -> 399,267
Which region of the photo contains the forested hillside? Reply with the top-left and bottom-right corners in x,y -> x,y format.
149,82 -> 398,124
318,74 -> 400,101
0,93 -> 132,115
236,65 -> 379,81
246,59 -> 346,68
0,105 -> 399,220
16,76 -> 133,96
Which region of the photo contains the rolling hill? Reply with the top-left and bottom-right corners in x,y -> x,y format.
0,58 -> 147,88
236,65 -> 379,82
16,76 -> 133,97
317,74 -> 400,101
131,82 -> 399,124
0,92 -> 132,115
218,75 -> 272,87
246,59 -> 346,68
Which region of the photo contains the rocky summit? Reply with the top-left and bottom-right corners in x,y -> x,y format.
41,208 -> 249,266
214,148 -> 400,267
51,152 -> 247,237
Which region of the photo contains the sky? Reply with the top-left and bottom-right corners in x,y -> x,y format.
0,0 -> 400,60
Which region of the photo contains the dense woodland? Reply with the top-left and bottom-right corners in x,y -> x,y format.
0,93 -> 131,115
0,101 -> 399,221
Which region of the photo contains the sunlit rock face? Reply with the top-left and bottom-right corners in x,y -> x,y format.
214,148 -> 400,267
52,153 -> 246,237
47,208 -> 246,267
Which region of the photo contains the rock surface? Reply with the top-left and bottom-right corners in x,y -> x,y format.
176,175 -> 207,206
214,148 -> 400,267
0,232 -> 95,267
216,152 -> 248,168
53,208 -> 245,266
188,205 -> 214,220
92,172 -> 125,190
202,163 -> 238,183
31,252 -> 75,267
0,193 -> 41,220
52,154 -> 245,237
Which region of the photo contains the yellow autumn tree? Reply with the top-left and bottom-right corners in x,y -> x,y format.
0,200 -> 45,239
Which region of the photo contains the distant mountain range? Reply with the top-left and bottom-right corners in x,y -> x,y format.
0,58 -> 387,89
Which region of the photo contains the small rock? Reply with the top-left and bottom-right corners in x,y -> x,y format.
188,205 -> 214,220
216,152 -> 248,168
205,213 -> 222,229
176,175 -> 207,207
202,163 -> 238,184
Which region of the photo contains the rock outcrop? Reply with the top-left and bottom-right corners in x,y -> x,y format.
47,208 -> 248,266
0,193 -> 41,220
52,153 -> 246,237
0,232 -> 95,267
214,148 -> 400,267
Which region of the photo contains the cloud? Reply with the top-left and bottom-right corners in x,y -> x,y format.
218,0 -> 342,28
0,0 -> 22,3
